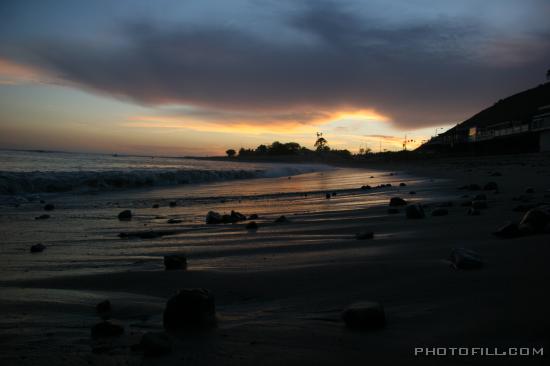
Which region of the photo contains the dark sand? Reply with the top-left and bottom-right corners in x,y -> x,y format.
1,154 -> 550,365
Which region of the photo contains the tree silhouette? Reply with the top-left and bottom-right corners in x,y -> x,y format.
226,149 -> 236,158
314,132 -> 330,152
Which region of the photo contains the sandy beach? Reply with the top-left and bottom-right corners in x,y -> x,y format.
1,154 -> 550,365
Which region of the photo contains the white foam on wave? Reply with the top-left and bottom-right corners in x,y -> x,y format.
0,164 -> 330,195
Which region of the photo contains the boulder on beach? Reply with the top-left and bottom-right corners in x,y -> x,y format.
30,243 -> 46,253
248,214 -> 259,220
166,218 -> 182,224
246,221 -> 258,230
326,193 -> 331,199
96,300 -> 111,320
169,201 -> 177,207
406,204 -> 425,219
484,182 -> 498,191
139,332 -> 172,357
431,208 -> 449,216
493,222 -> 521,238
152,204 -> 159,208
361,185 -> 372,190
389,197 -> 407,206
164,255 -> 187,271
163,288 -> 216,331
409,191 -> 416,195
518,208 -> 550,234
274,215 -> 289,223
118,210 -> 132,220
525,187 -> 535,194
449,248 -> 484,270
342,302 -> 386,330
91,321 -> 124,338
471,200 -> 488,209
355,231 -> 374,240
387,208 -> 400,214
35,214 -> 50,220
399,182 -> 406,187
206,211 -> 222,224
43,203 -> 55,211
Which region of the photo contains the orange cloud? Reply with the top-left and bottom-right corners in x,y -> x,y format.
124,107 -> 390,135
0,58 -> 54,85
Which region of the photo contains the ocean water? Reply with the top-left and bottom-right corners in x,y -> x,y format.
0,150 -> 329,195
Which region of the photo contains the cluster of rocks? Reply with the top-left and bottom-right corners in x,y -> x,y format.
361,183 -> 393,190
206,210 -> 248,224
91,300 -> 124,339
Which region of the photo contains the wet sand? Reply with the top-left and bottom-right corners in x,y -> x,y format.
1,155 -> 550,365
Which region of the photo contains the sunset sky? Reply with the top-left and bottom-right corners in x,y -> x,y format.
1,0 -> 549,156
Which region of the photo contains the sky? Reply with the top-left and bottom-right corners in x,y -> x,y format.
0,0 -> 549,156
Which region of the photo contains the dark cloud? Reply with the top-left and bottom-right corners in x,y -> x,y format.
5,0 -> 550,129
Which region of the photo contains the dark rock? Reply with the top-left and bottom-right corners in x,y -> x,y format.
332,192 -> 337,196
30,243 -> 46,253
449,248 -> 484,269
399,182 -> 406,187
164,255 -> 187,270
230,210 -> 247,222
43,203 -> 55,211
361,185 -> 372,190
519,208 -> 550,233
342,302 -> 386,330
409,191 -> 416,195
163,288 -> 216,331
355,231 -> 374,240
468,184 -> 481,191
389,197 -> 407,206
484,182 -> 498,191
245,221 -> 258,230
471,200 -> 488,209
91,321 -> 124,338
431,208 -> 449,216
386,183 -> 392,187
35,214 -> 50,220
169,201 -> 177,207
152,204 -> 159,208
467,208 -> 481,216
326,193 -> 331,199
406,204 -> 425,219
387,208 -> 400,214
274,215 -> 289,223
96,300 -> 111,320
167,218 -> 182,224
525,187 -> 535,194
490,172 -> 502,177
437,201 -> 454,207
248,214 -> 259,220
206,211 -> 222,224
118,210 -> 132,220
119,230 -> 176,239
139,332 -> 172,357
493,222 -> 521,238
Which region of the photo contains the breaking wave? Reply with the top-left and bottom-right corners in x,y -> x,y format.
0,165 -> 326,195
